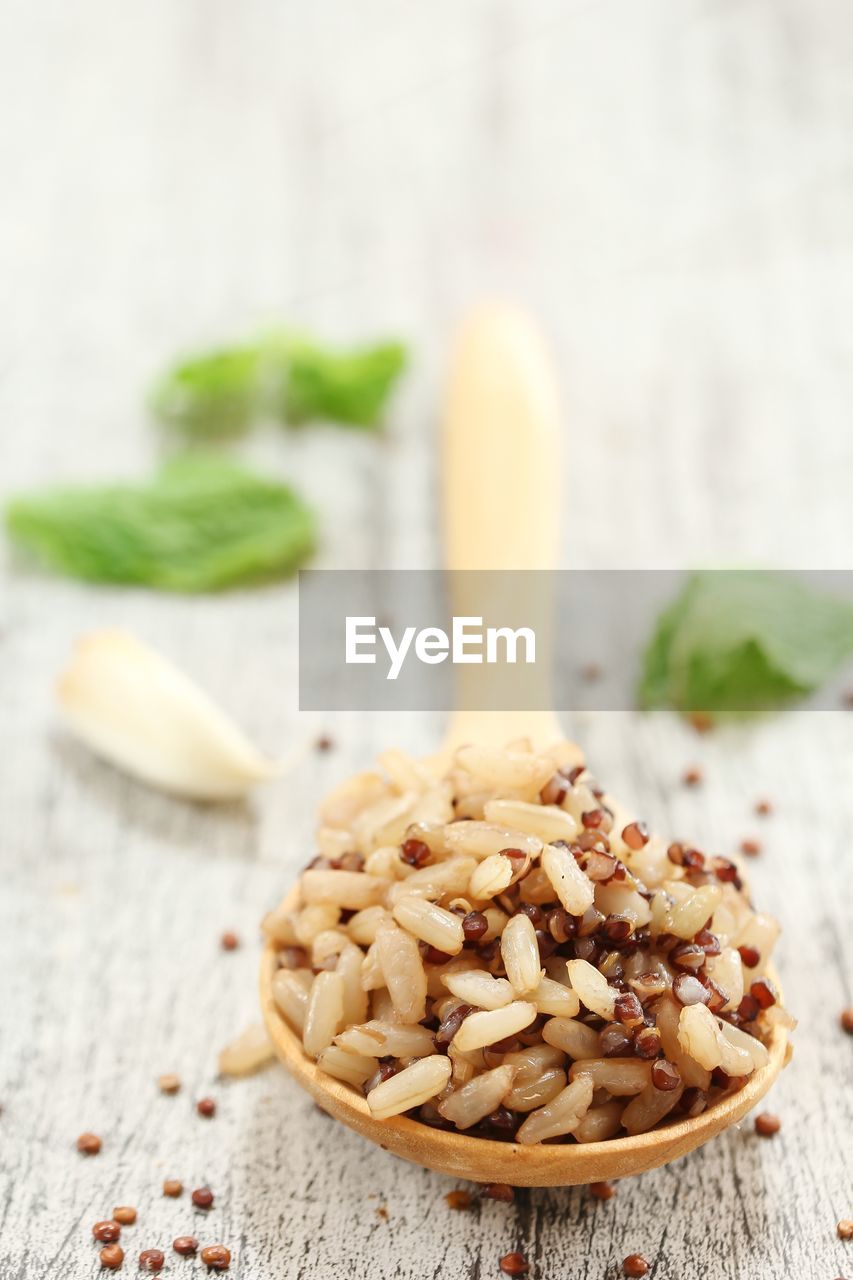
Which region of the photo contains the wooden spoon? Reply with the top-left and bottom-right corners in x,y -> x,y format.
260,303 -> 790,1185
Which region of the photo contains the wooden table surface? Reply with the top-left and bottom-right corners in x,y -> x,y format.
1,2 -> 852,1277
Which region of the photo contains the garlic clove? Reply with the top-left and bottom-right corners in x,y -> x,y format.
57,629 -> 283,800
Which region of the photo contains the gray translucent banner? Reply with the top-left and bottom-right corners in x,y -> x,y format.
298,570 -> 853,712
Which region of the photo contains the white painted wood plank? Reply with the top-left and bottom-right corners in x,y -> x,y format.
1,1 -> 852,1277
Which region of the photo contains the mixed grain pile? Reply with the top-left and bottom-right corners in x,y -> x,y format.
265,741 -> 792,1144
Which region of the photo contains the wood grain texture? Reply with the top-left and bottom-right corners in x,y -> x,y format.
1,1 -> 853,1277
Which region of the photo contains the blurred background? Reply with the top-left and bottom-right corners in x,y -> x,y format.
3,0 -> 853,574
2,4 -> 852,1278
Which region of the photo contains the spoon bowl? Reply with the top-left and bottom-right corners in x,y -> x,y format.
260,927 -> 789,1185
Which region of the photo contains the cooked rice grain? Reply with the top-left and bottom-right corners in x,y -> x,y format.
542,844 -> 595,916
531,976 -> 581,1017
316,1045 -> 376,1087
469,854 -> 515,900
569,1057 -> 652,1096
271,969 -> 312,1033
302,971 -> 345,1058
294,904 -> 340,946
484,799 -> 580,845
621,1082 -> 685,1135
335,1020 -> 435,1059
375,919 -> 427,1024
301,870 -> 387,911
501,914 -> 542,995
392,896 -> 465,955
438,1065 -> 516,1129
453,1001 -> 538,1053
346,905 -> 389,947
516,1076 -> 594,1145
566,959 -> 617,1021
366,1055 -> 452,1120
448,821 -> 542,862
574,1100 -> 624,1143
504,1067 -> 567,1113
542,1016 -> 601,1061
677,1003 -> 756,1075
442,969 -> 514,1010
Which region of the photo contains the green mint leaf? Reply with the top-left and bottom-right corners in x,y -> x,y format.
149,346 -> 265,439
638,570 -> 853,713
5,456 -> 316,592
150,333 -> 407,437
278,336 -> 407,429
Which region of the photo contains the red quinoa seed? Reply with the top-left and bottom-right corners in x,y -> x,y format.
670,940 -> 706,971
540,772 -> 571,807
623,1254 -> 650,1277
668,843 -> 705,870
651,1060 -> 681,1092
736,994 -> 760,1023
588,1181 -> 615,1200
138,1250 -> 165,1273
113,1208 -> 137,1226
621,822 -> 649,851
577,830 -> 611,855
839,1008 -> 853,1036
836,1220 -> 853,1240
173,1237 -> 199,1256
192,1186 -> 215,1210
200,1246 -> 232,1270
461,910 -> 488,942
163,1179 -> 183,1198
737,945 -> 761,969
77,1131 -> 101,1155
740,838 -> 761,857
547,908 -> 575,944
446,1190 -> 472,1210
750,977 -> 777,1010
754,799 -> 772,817
711,856 -> 740,885
99,1244 -> 124,1270
482,1183 -> 515,1203
632,1026 -> 662,1061
220,931 -> 239,951
400,838 -> 431,869
754,1112 -> 781,1137
197,1097 -> 217,1118
93,1221 -> 121,1244
436,1003 -> 474,1046
499,1253 -> 530,1276
500,849 -> 527,875
682,766 -> 702,787
680,1087 -> 708,1118
614,992 -> 644,1026
157,1073 -> 181,1095
695,928 -> 721,956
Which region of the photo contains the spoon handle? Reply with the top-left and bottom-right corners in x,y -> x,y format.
440,302 -> 564,752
